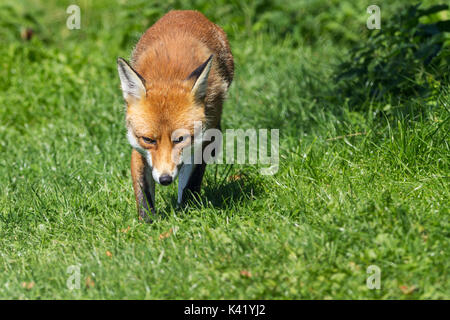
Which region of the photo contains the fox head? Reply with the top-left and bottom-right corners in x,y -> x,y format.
117,55 -> 213,185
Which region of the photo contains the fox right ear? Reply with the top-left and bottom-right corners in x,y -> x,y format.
117,58 -> 146,104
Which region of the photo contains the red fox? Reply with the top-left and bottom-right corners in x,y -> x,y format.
117,10 -> 234,220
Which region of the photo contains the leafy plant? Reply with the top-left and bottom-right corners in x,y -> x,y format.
336,3 -> 450,107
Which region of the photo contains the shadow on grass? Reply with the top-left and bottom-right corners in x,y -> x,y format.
200,177 -> 260,209
165,166 -> 265,213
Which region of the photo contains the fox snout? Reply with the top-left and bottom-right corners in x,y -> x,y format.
159,175 -> 173,186
151,165 -> 179,186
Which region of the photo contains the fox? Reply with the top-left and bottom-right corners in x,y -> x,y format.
117,10 -> 234,221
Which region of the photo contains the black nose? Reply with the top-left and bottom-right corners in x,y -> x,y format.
159,175 -> 173,186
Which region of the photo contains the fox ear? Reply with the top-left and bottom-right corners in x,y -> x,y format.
117,58 -> 146,104
188,55 -> 213,103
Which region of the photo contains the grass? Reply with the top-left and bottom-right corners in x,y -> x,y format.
0,0 -> 448,299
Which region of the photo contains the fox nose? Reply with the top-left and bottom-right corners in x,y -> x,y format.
159,174 -> 173,186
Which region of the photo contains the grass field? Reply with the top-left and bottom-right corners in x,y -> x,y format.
0,0 -> 448,299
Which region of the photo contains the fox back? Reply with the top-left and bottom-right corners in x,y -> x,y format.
133,10 -> 234,95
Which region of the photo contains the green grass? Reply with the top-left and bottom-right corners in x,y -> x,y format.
0,0 -> 448,299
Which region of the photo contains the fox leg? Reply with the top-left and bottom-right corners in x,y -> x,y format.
185,162 -> 207,195
177,162 -> 207,205
177,123 -> 221,205
177,163 -> 195,205
131,149 -> 155,221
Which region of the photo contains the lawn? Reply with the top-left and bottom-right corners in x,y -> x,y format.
0,0 -> 448,299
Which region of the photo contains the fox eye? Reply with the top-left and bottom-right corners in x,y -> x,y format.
173,135 -> 187,144
142,136 -> 156,145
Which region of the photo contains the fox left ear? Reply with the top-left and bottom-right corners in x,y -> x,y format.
188,55 -> 213,103
117,57 -> 146,104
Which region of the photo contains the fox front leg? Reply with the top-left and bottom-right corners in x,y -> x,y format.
177,163 -> 195,205
131,149 -> 156,221
177,132 -> 219,205
177,162 -> 206,205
